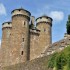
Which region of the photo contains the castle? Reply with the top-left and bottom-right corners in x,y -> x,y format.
1,8 -> 70,69
1,8 -> 52,67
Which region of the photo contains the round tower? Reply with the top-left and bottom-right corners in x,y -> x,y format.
10,8 -> 31,65
36,15 -> 53,54
1,22 -> 12,67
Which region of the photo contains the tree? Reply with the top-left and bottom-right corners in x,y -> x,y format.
47,46 -> 70,70
48,53 -> 58,68
66,15 -> 70,34
55,52 -> 66,70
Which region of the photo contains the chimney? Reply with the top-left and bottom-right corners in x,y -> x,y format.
31,16 -> 35,25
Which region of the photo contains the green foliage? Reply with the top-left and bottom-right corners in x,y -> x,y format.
66,15 -> 70,34
48,45 -> 70,70
55,52 -> 67,70
48,53 -> 58,68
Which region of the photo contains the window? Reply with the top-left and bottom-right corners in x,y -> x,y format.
22,38 -> 24,42
24,22 -> 25,25
22,21 -> 26,27
44,29 -> 46,32
21,51 -> 24,55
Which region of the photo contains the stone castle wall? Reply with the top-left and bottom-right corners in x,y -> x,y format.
1,8 -> 70,70
1,22 -> 12,67
9,9 -> 31,66
30,29 -> 40,60
30,16 -> 52,60
1,8 -> 52,67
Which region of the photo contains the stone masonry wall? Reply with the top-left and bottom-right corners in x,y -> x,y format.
9,15 -> 30,66
1,27 -> 12,67
30,31 -> 40,60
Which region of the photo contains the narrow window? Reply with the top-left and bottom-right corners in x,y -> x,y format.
22,38 -> 24,42
21,51 -> 24,55
24,22 -> 25,25
44,29 -> 46,32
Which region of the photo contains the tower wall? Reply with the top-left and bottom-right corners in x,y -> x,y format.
35,16 -> 52,56
9,8 -> 31,65
30,29 -> 40,60
1,22 -> 12,67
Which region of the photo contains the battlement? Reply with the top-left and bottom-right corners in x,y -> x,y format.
2,22 -> 12,29
11,8 -> 31,19
30,29 -> 40,34
36,15 -> 53,26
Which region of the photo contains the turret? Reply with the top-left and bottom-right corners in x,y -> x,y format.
1,22 -> 12,67
10,8 -> 31,65
36,15 -> 53,56
2,22 -> 12,29
11,8 -> 31,19
2,22 -> 12,42
11,8 -> 31,31
36,15 -> 52,26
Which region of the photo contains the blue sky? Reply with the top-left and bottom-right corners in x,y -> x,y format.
0,0 -> 70,44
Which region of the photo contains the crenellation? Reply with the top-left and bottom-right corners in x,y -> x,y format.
36,16 -> 52,26
11,8 -> 31,19
2,22 -> 12,29
30,29 -> 40,34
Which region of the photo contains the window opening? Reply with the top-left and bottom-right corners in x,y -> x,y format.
22,38 -> 24,42
24,22 -> 25,25
21,51 -> 23,55
44,29 -> 46,32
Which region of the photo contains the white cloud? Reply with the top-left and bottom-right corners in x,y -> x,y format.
0,3 -> 6,15
32,4 -> 64,23
32,5 -> 50,18
49,11 -> 64,21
